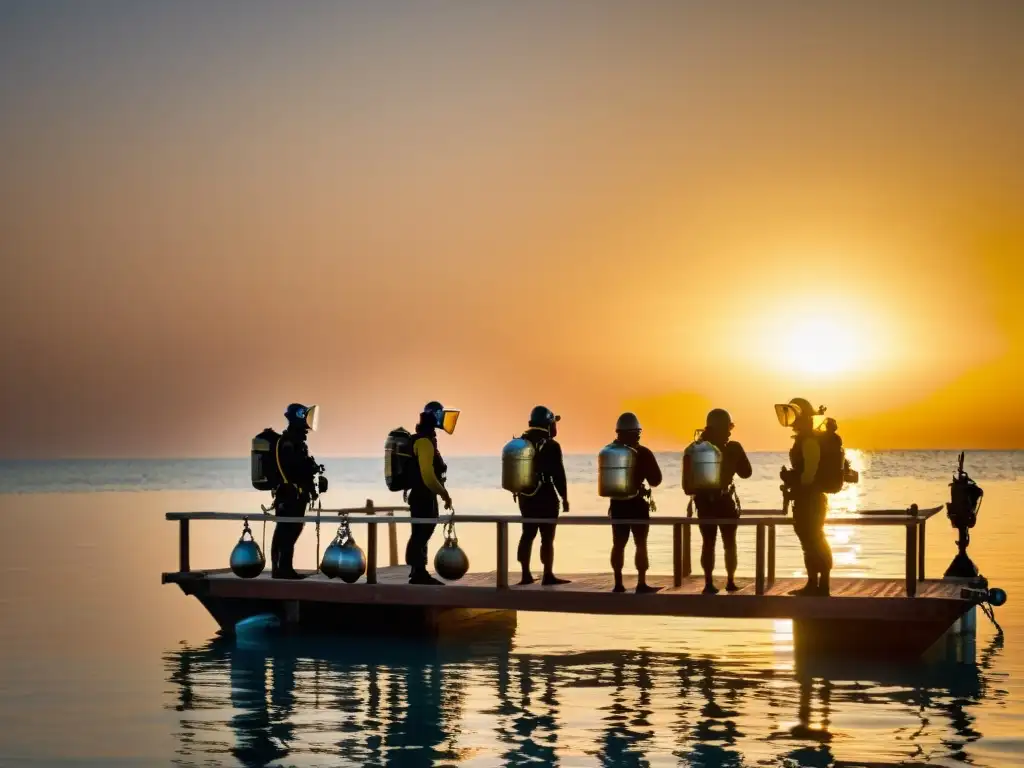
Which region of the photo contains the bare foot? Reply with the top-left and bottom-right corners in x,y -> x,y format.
636,583 -> 662,594
542,575 -> 571,586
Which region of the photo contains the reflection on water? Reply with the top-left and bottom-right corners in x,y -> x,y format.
1,456 -> 1022,767
165,630 -> 1006,768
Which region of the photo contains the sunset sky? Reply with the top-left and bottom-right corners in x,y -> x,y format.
1,1 -> 1021,458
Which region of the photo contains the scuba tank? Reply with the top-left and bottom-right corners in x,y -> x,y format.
501,436 -> 540,496
384,428 -> 415,492
251,428 -> 282,492
598,442 -> 639,499
683,436 -> 724,495
814,417 -> 852,494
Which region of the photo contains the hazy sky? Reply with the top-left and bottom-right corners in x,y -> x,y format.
1,1 -> 1022,458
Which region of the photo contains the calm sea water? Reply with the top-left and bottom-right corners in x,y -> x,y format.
0,451 -> 1022,767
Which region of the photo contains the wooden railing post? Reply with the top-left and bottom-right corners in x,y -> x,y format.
497,521 -> 509,588
179,519 -> 190,573
388,511 -> 399,567
767,524 -> 776,587
682,525 -> 692,578
755,523 -> 766,595
905,522 -> 918,598
672,523 -> 682,587
918,521 -> 926,581
366,520 -> 378,584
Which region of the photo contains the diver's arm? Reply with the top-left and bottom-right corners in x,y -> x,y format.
800,439 -> 820,486
547,441 -> 568,502
414,439 -> 450,501
730,442 -> 753,480
642,446 -> 663,488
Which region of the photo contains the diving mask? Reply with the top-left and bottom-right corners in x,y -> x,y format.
426,404 -> 460,435
300,405 -> 319,431
286,403 -> 319,432
774,400 -> 827,430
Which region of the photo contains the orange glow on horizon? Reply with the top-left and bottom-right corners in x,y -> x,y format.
0,4 -> 1022,458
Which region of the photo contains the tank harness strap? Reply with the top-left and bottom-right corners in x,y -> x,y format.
515,437 -> 549,498
731,484 -> 742,514
619,443 -> 641,501
274,436 -> 298,494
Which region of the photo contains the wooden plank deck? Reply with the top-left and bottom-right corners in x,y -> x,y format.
168,566 -> 970,623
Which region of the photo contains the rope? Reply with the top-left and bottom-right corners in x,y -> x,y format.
443,506 -> 457,544
981,602 -> 1004,635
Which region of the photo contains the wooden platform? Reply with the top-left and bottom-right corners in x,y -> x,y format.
165,566 -> 977,657
166,566 -> 970,623
162,504 -> 978,656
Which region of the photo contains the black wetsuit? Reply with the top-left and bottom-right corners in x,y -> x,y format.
406,422 -> 447,575
608,441 -> 663,578
271,427 -> 319,576
516,427 -> 568,572
693,430 -> 752,582
789,432 -> 832,584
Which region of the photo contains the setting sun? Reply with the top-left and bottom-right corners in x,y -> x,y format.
782,319 -> 864,376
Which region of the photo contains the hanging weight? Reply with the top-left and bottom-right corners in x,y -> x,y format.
433,516 -> 469,581
320,517 -> 367,583
230,518 -> 266,579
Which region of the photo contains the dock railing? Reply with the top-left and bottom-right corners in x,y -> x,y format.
167,502 -> 943,598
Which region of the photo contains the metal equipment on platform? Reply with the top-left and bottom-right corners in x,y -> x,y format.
945,452 -> 985,578
229,518 -> 266,579
321,515 -> 367,583
434,514 -> 469,581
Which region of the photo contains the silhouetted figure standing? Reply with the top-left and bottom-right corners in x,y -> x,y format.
607,413 -> 663,594
777,397 -> 833,596
406,401 -> 459,585
693,409 -> 752,594
515,406 -> 571,586
271,403 -> 326,579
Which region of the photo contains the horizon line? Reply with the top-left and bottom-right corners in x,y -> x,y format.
0,448 -> 1018,462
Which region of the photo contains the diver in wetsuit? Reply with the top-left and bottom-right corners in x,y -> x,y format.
515,406 -> 571,586
608,412 -> 663,594
271,403 -> 327,580
406,401 -> 459,585
693,408 -> 752,594
777,397 -> 833,596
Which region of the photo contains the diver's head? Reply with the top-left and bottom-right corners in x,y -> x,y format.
420,401 -> 460,435
528,405 -> 560,438
775,397 -> 815,433
285,403 -> 318,435
705,408 -> 734,439
615,412 -> 642,445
